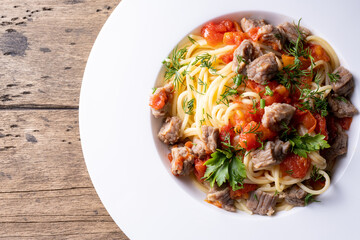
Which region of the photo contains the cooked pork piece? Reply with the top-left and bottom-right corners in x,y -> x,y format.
206,185 -> 236,212
328,94 -> 358,118
283,185 -> 307,206
171,145 -> 195,176
251,139 -> 291,170
322,123 -> 348,171
192,125 -> 219,157
262,103 -> 296,131
258,25 -> 283,50
331,66 -> 354,97
191,137 -> 207,157
158,116 -> 182,144
247,189 -> 278,216
240,17 -> 266,32
277,22 -> 311,43
232,39 -> 261,73
201,125 -> 219,153
246,52 -> 278,84
150,83 -> 174,118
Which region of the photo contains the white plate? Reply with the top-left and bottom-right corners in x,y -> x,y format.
79,0 -> 360,239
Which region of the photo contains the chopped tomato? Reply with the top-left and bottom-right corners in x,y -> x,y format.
293,110 -> 317,133
309,44 -> 330,62
281,55 -> 311,69
280,153 -> 310,179
338,117 -> 353,130
168,153 -> 172,162
246,80 -> 290,106
219,51 -> 234,64
185,141 -> 193,148
238,121 -> 275,150
205,199 -> 223,209
230,184 -> 258,199
149,88 -> 167,110
201,20 -> 236,46
194,157 -> 208,182
244,108 -> 264,123
314,114 -> 328,140
219,124 -> 236,147
306,178 -> 325,190
247,27 -> 260,41
223,32 -> 248,45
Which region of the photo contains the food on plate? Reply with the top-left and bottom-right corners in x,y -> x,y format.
149,17 -> 357,215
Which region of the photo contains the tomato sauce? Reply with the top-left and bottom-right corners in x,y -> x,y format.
201,20 -> 236,46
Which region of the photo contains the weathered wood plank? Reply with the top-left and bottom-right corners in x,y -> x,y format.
0,0 -> 120,108
0,110 -> 128,239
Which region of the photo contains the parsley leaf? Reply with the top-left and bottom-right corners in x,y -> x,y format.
203,148 -> 246,191
289,133 -> 330,158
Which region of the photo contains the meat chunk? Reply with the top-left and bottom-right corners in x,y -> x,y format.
201,125 -> 219,153
331,66 -> 354,97
262,103 -> 296,131
322,123 -> 348,171
232,39 -> 261,73
240,17 -> 266,32
258,25 -> 283,50
192,125 -> 219,157
277,22 -> 311,43
206,185 -> 236,212
171,146 -> 195,176
328,94 -> 358,118
283,185 -> 307,206
246,52 -> 278,84
246,189 -> 278,216
158,116 -> 182,144
251,139 -> 291,170
150,83 -> 174,118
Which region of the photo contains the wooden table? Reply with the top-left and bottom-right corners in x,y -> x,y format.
0,1 -> 128,239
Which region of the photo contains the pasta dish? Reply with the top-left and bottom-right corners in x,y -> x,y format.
149,17 -> 357,215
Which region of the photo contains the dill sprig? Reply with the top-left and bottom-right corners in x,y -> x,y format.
162,46 -> 188,89
298,85 -> 329,117
192,53 -> 218,75
182,97 -> 195,115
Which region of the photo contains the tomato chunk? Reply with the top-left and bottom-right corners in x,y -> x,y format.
238,121 -> 275,150
201,20 -> 236,46
338,117 -> 353,130
149,88 -> 167,110
309,44 -> 330,62
280,153 -> 310,179
314,114 -> 328,140
293,110 -> 317,133
230,184 -> 258,199
223,32 -> 248,45
194,157 -> 208,182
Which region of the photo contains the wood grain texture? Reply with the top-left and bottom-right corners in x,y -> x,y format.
0,110 -> 128,239
0,0 -> 119,108
0,0 -> 129,239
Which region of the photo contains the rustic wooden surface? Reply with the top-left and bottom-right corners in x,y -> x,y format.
0,1 -> 129,239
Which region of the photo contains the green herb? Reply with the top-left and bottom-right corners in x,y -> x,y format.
203,145 -> 246,191
233,74 -> 246,88
264,86 -> 274,96
188,36 -> 198,44
304,193 -> 320,206
243,122 -> 261,135
192,53 -> 218,75
311,166 -> 324,182
206,113 -> 212,120
279,122 -> 297,141
182,97 -> 195,115
286,169 -> 294,176
249,99 -> 258,114
298,85 -> 329,117
162,46 -> 188,89
289,133 -> 330,158
274,190 -> 279,196
217,86 -> 238,106
198,78 -> 208,92
335,96 -> 348,103
328,72 -> 340,83
254,193 -> 258,201
152,87 -> 157,94
260,99 -> 266,109
189,84 -> 204,95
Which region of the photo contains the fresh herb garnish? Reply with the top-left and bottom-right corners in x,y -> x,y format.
304,193 -> 320,206
298,85 -> 329,117
189,84 -> 204,95
162,46 -> 188,89
311,166 -> 324,182
182,97 -> 195,115
264,86 -> 274,96
152,87 -> 157,94
203,143 -> 246,191
335,96 -> 348,103
286,169 -> 294,176
328,72 -> 340,83
254,193 -> 258,201
217,86 -> 238,106
289,133 -> 330,158
260,99 -> 266,109
188,36 -> 198,44
192,53 -> 218,75
198,78 -> 208,93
